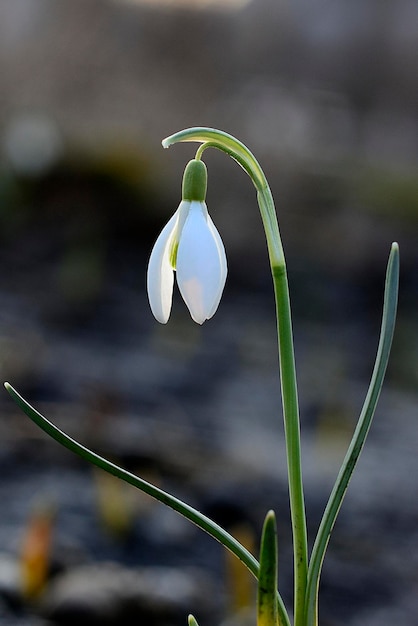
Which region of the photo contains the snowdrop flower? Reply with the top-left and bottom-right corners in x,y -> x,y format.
147,159 -> 227,324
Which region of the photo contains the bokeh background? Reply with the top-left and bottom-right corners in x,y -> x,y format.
0,1 -> 417,625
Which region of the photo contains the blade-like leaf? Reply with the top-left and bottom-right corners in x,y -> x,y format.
4,382 -> 290,626
305,242 -> 400,626
4,383 -> 257,574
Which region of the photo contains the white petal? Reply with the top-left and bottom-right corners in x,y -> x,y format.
176,201 -> 227,324
175,200 -> 192,241
206,213 -> 227,318
147,211 -> 178,323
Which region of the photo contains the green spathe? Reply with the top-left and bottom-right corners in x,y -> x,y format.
182,159 -> 207,202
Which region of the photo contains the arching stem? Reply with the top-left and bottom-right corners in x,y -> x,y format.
164,127 -> 308,626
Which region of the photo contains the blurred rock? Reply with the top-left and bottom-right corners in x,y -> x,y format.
40,563 -> 217,626
0,553 -> 22,611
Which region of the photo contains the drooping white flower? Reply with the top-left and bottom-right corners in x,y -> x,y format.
147,160 -> 227,324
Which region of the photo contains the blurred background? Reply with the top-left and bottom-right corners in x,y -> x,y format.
0,1 -> 417,625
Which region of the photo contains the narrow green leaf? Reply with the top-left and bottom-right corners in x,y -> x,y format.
4,382 -> 289,626
258,511 -> 280,626
4,382 -> 257,576
305,242 -> 400,626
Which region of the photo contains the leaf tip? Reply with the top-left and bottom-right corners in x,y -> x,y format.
188,615 -> 199,626
262,510 -> 277,533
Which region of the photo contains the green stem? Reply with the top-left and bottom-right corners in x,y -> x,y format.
164,127 -> 308,625
304,243 -> 399,626
271,261 -> 307,626
258,186 -> 308,626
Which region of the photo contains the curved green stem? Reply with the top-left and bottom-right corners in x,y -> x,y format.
4,382 -> 290,626
304,243 -> 399,626
164,127 -> 308,626
164,129 -> 283,267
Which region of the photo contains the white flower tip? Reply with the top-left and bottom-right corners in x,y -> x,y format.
147,277 -> 172,324
147,256 -> 174,323
151,308 -> 170,324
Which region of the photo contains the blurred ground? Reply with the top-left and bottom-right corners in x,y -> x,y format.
0,1 -> 417,626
